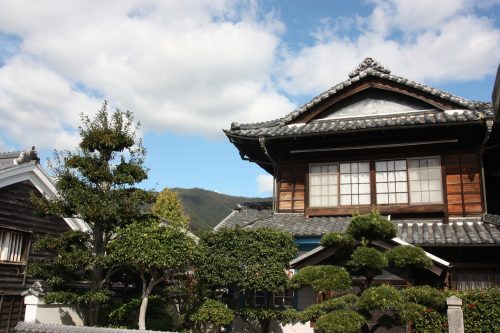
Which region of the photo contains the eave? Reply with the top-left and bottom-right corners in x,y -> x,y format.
0,162 -> 90,232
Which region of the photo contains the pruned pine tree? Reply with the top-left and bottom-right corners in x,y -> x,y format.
293,210 -> 432,333
30,102 -> 154,325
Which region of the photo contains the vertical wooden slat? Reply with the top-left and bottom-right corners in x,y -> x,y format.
5,297 -> 13,333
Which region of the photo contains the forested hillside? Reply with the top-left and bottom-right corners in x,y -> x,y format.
173,188 -> 270,231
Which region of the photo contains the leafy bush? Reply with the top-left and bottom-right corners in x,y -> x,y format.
401,286 -> 447,311
191,299 -> 235,332
315,310 -> 366,333
320,232 -> 354,248
346,211 -> 396,242
356,285 -> 402,312
291,265 -> 351,293
300,294 -> 357,322
347,246 -> 388,277
386,245 -> 432,269
412,288 -> 500,333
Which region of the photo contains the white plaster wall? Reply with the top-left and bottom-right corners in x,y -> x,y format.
232,317 -> 314,333
24,295 -> 86,326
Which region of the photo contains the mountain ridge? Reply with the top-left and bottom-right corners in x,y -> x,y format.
172,187 -> 271,231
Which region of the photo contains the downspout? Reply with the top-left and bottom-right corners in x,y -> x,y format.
479,119 -> 494,214
259,137 -> 277,212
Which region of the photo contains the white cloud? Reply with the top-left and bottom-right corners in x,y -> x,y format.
0,0 -> 499,152
0,55 -> 99,150
0,0 -> 293,148
280,0 -> 500,95
256,173 -> 273,194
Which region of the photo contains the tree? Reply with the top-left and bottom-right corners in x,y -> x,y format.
109,221 -> 197,330
293,210 -> 432,333
152,188 -> 190,229
196,227 -> 298,333
190,299 -> 235,333
30,102 -> 153,325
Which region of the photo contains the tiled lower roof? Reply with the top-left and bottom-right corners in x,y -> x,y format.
216,206 -> 500,245
15,322 -> 177,333
226,109 -> 487,138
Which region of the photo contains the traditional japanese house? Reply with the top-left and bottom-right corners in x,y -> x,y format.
219,58 -> 500,292
0,148 -> 87,333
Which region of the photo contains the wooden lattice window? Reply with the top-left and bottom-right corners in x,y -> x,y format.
0,229 -> 25,263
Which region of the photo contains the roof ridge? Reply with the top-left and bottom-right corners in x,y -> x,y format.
228,57 -> 491,132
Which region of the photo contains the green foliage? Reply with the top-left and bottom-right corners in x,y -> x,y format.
347,246 -> 388,277
191,299 -> 235,332
346,210 -> 396,242
197,228 -> 297,333
356,285 -> 403,312
299,294 -> 357,322
315,310 -> 366,333
29,102 -> 154,325
238,307 -> 299,325
386,245 -> 432,269
411,289 -> 500,333
401,286 -> 447,311
109,221 -> 196,272
291,266 -> 351,293
320,232 -> 354,249
152,188 -> 190,229
197,227 -> 297,293
357,285 -> 424,328
45,290 -> 113,305
460,288 -> 500,333
28,231 -> 92,288
109,221 -> 198,330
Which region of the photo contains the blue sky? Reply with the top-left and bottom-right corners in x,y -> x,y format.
0,0 -> 499,197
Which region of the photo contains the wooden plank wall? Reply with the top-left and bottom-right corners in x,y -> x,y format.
278,164 -> 306,212
0,295 -> 24,333
444,153 -> 483,216
0,181 -> 71,332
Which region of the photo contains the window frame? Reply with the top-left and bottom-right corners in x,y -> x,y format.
0,228 -> 29,264
308,161 -> 371,208
307,156 -> 444,209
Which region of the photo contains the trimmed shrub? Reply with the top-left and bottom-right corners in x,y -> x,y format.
347,246 -> 388,277
346,211 -> 396,242
315,310 -> 366,333
291,265 -> 351,293
320,232 -> 355,248
386,245 -> 432,269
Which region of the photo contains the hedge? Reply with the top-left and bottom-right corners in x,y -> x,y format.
412,288 -> 500,333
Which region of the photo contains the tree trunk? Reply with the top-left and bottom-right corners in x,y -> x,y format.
89,225 -> 105,326
139,293 -> 149,330
138,276 -> 162,330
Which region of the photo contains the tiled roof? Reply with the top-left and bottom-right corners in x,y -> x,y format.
0,148 -> 39,171
396,217 -> 500,245
0,151 -> 22,171
15,322 -> 177,333
215,207 -> 350,237
216,205 -> 500,246
225,58 -> 492,138
227,109 -> 486,138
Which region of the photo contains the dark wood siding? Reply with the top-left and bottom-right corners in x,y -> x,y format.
444,153 -> 483,216
0,181 -> 70,332
278,164 -> 306,212
0,295 -> 24,333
